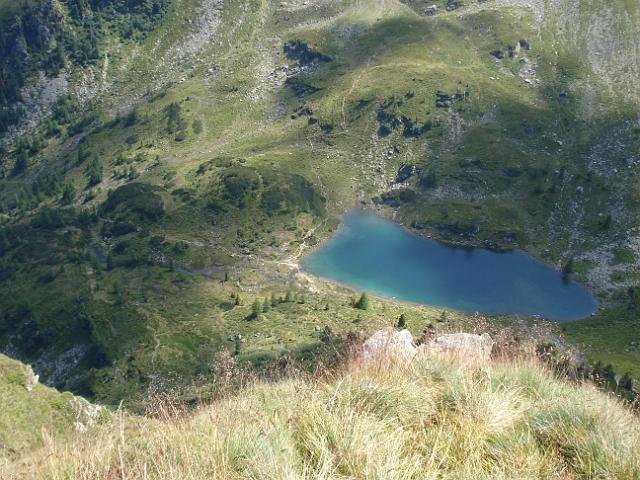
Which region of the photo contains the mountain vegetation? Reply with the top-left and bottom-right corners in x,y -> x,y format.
2,343 -> 639,479
1,0 -> 639,402
0,0 -> 639,470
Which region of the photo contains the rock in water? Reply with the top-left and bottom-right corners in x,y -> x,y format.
363,329 -> 416,359
429,333 -> 494,360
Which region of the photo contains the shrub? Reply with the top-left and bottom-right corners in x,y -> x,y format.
125,134 -> 139,145
102,183 -> 164,222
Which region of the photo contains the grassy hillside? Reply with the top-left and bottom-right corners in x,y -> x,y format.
0,0 -> 639,404
0,353 -> 105,463
3,348 -> 639,479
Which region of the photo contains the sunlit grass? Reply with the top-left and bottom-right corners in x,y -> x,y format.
6,350 -> 639,479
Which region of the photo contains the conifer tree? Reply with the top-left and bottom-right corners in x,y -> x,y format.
13,150 -> 28,176
355,292 -> 369,310
61,182 -> 76,204
85,155 -> 102,187
251,299 -> 262,319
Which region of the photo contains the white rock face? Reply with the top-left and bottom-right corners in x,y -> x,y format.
363,329 -> 416,359
24,365 -> 39,392
429,333 -> 494,360
69,396 -> 103,433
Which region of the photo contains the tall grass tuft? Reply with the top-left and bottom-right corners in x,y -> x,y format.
4,349 -> 640,479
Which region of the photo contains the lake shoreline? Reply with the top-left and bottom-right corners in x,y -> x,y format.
299,209 -> 599,321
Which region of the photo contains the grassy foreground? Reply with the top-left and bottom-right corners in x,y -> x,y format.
0,353 -> 106,461
4,346 -> 639,479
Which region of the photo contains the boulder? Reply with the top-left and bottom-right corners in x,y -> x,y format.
423,5 -> 437,16
363,329 -> 416,359
24,365 -> 39,392
428,333 -> 493,360
69,396 -> 103,433
565,349 -> 585,369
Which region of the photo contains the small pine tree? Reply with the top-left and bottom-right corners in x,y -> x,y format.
113,282 -> 124,305
76,142 -> 91,166
355,292 -> 370,310
124,106 -> 139,127
271,292 -> 278,307
234,336 -> 242,356
166,102 -> 187,134
562,257 -> 574,277
12,150 -> 28,176
397,314 -> 406,329
251,299 -> 262,319
85,155 -> 103,187
234,293 -> 241,306
285,290 -> 294,303
420,168 -> 437,189
192,119 -> 204,134
61,182 -> 76,204
438,311 -> 447,323
619,372 -> 633,391
263,298 -> 270,313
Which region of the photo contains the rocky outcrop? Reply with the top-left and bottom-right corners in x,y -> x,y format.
24,364 -> 39,391
283,40 -> 332,66
428,333 -> 494,360
435,90 -> 467,109
69,396 -> 103,433
363,329 -> 416,359
363,330 -> 494,361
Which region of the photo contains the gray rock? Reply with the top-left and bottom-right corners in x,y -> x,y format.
24,365 -> 39,392
423,5 -> 437,15
69,396 -> 103,433
363,329 -> 416,359
429,333 -> 494,360
565,349 -> 585,369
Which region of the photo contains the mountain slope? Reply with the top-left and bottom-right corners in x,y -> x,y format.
0,353 -> 104,463
0,0 -> 639,403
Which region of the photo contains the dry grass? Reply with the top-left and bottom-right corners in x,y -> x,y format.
4,350 -> 640,480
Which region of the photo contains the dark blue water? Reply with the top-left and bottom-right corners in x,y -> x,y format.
301,211 -> 598,320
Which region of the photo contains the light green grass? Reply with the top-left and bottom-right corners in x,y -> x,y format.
1,0 -> 640,403
0,354 -> 106,462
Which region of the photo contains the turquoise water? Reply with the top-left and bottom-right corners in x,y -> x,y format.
301,211 -> 598,320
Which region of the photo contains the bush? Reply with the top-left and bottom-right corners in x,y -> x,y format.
102,183 -> 164,222
222,167 -> 262,208
125,134 -> 139,145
